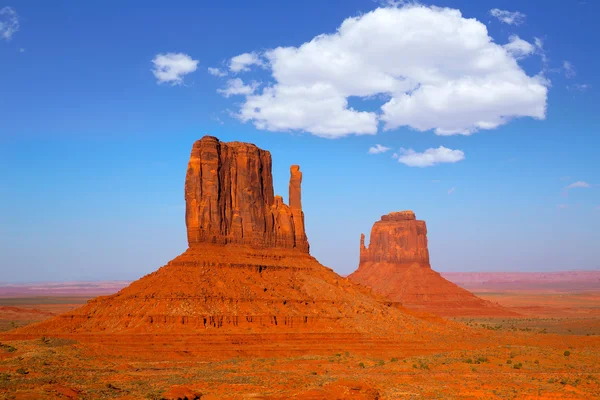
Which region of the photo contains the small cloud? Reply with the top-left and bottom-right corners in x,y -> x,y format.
504,35 -> 535,59
448,187 -> 456,195
558,204 -> 569,209
19,47 -> 24,53
208,67 -> 227,77
563,61 -> 576,79
229,52 -> 263,73
151,53 -> 199,85
489,8 -> 526,25
217,78 -> 259,98
534,37 -> 549,67
396,146 -> 465,167
565,181 -> 591,190
0,7 -> 19,41
567,83 -> 591,92
368,144 -> 391,155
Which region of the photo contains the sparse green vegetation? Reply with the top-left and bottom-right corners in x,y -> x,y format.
564,350 -> 571,357
0,342 -> 16,353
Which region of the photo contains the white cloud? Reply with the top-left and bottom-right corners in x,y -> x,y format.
0,7 -> 19,41
504,35 -> 535,59
565,181 -> 590,189
230,5 -> 547,138
208,67 -> 227,77
217,78 -> 259,98
448,187 -> 456,195
567,83 -> 591,92
19,47 -> 24,53
563,61 -> 576,78
152,53 -> 199,85
489,8 -> 526,25
229,52 -> 263,73
396,146 -> 465,167
368,144 -> 391,154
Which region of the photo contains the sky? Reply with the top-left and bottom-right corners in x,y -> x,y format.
0,0 -> 599,282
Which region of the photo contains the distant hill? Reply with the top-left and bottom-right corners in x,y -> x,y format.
442,270 -> 600,292
0,281 -> 130,297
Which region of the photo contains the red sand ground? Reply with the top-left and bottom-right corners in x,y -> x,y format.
1,268 -> 600,398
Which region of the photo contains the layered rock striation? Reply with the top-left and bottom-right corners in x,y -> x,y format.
350,211 -> 517,317
185,136 -> 309,252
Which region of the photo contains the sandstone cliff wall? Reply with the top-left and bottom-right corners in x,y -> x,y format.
185,136 -> 309,252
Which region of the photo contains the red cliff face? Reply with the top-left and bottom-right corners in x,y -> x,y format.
185,136 -> 309,252
360,211 -> 429,266
350,211 -> 517,317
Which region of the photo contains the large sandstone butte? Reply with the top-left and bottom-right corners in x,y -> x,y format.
185,136 -> 308,252
349,211 -> 517,317
18,137 -> 447,337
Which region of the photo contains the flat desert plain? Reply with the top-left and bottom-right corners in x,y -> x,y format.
1,272 -> 599,399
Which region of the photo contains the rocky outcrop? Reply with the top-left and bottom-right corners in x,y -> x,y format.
350,211 -> 517,317
185,136 -> 309,252
360,211 -> 429,266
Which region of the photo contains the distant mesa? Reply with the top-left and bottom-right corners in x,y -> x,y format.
349,211 -> 517,317
17,136 -> 436,335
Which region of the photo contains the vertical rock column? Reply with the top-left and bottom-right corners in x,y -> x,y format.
289,165 -> 309,253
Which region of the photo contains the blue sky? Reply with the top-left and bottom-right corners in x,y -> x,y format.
1,0 -> 598,282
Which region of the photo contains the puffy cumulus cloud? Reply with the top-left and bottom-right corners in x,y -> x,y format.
396,146 -> 465,167
230,5 -> 548,138
208,67 -> 227,77
368,144 -> 391,154
217,78 -> 259,97
489,8 -> 526,25
565,181 -> 590,189
229,52 -> 263,73
152,53 -> 198,85
0,7 -> 19,41
504,35 -> 535,59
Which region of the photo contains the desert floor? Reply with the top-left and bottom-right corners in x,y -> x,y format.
1,289 -> 599,399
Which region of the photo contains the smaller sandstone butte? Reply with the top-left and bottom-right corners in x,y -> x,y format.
185,136 -> 309,252
350,211 -> 516,317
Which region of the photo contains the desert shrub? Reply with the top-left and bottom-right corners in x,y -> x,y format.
534,360 -> 539,364
465,358 -> 473,364
16,368 -> 28,375
476,357 -> 489,364
564,350 -> 571,357
390,357 -> 398,362
513,362 -> 523,370
377,360 -> 385,366
0,343 -> 16,353
358,362 -> 365,369
506,360 -> 512,364
310,371 -> 317,375
0,372 -> 10,381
